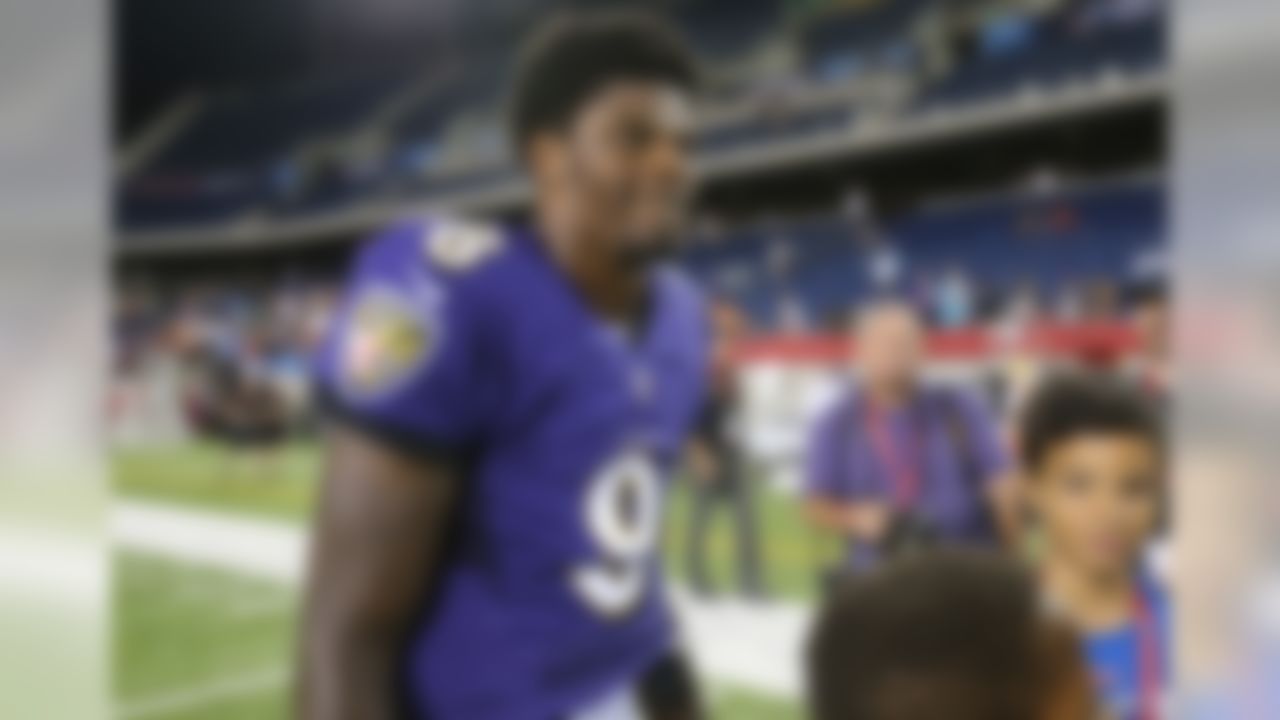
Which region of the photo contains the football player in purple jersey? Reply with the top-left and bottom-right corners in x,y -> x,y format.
296,11 -> 706,720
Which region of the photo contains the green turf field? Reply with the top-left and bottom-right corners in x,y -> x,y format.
113,442 -> 839,600
114,443 -> 322,522
116,552 -> 295,720
114,442 -> 822,719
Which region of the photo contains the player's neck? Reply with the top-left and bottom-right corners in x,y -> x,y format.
575,259 -> 647,325
1042,557 -> 1137,633
538,213 -> 647,326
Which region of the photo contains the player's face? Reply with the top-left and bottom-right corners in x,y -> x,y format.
1031,433 -> 1160,580
562,81 -> 695,265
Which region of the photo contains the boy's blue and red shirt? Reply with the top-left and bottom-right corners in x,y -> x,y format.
1083,580 -> 1172,720
313,217 -> 710,719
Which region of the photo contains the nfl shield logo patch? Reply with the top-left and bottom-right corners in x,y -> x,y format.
340,288 -> 436,398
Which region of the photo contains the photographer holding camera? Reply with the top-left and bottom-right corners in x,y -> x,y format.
803,300 -> 1019,572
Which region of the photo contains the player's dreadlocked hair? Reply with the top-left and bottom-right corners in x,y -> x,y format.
808,550 -> 1084,720
1020,371 -> 1163,472
509,10 -> 698,158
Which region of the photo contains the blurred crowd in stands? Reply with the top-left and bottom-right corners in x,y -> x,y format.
119,0 -> 1166,230
684,174 -> 1162,330
112,272 -> 338,446
112,173 -> 1165,447
112,0 -> 1169,451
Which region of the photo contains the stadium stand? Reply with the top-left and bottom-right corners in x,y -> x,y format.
112,6 -> 1171,719
682,176 -> 1163,330
914,11 -> 1165,110
120,69 -> 411,227
116,0 -> 1168,236
802,0 -> 931,83
681,0 -> 781,62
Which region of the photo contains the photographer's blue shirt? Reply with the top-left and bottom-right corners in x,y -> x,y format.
314,217 -> 709,719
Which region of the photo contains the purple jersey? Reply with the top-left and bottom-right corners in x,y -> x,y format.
314,218 -> 709,719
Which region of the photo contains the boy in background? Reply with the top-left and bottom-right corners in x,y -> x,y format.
1021,373 -> 1168,720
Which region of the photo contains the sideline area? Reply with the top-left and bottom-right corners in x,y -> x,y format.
112,497 -> 809,718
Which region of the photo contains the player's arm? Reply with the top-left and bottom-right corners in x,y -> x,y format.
295,221 -> 500,719
295,426 -> 458,720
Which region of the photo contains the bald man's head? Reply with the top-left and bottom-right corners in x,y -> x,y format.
854,300 -> 925,399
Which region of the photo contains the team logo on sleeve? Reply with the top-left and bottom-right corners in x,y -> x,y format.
340,288 -> 438,398
424,220 -> 503,272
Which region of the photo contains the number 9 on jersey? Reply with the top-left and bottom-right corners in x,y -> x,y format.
572,450 -> 664,619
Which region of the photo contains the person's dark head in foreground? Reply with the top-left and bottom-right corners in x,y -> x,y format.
511,10 -> 699,272
809,550 -> 1097,720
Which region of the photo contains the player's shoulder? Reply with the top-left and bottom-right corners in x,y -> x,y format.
353,214 -> 522,291
655,263 -> 706,307
323,216 -> 518,409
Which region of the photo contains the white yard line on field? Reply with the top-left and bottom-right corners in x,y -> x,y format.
112,500 -> 308,583
111,499 -> 808,701
672,590 -> 808,698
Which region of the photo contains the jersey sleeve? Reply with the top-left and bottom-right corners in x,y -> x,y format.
313,221 -> 497,456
